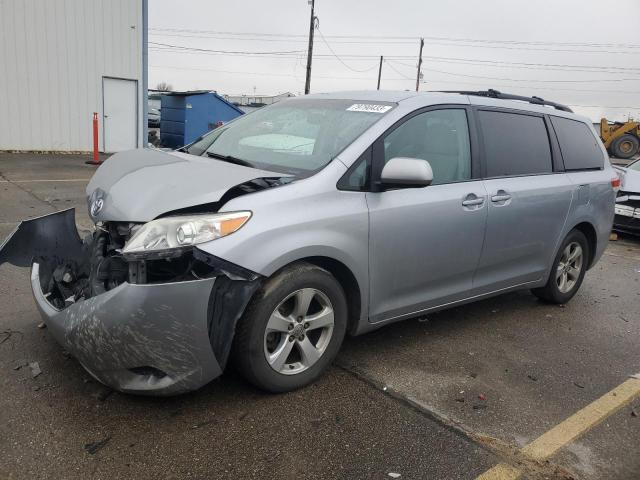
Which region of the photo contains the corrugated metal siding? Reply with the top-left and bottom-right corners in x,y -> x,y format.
0,0 -> 144,151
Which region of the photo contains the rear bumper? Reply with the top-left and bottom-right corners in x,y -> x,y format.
31,262 -> 222,395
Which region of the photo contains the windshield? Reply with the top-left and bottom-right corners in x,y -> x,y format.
185,99 -> 395,175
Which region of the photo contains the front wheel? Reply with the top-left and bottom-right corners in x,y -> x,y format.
532,230 -> 589,304
611,134 -> 640,159
232,262 -> 347,393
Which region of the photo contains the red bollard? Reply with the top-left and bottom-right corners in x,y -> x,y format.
85,112 -> 102,165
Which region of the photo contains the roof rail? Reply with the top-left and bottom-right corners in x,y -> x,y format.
440,89 -> 573,113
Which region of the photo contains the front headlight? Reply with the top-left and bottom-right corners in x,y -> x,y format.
122,211 -> 251,255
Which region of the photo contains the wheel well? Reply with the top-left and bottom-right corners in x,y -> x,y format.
297,256 -> 362,335
572,222 -> 597,269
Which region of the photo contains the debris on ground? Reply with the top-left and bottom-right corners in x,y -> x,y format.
609,232 -> 618,241
455,396 -> 465,403
84,436 -> 111,454
388,473 -> 401,478
470,372 -> 478,379
12,360 -> 27,371
528,375 -> 538,382
478,393 -> 486,401
0,329 -> 23,345
631,408 -> 638,418
473,404 -> 487,410
37,322 -> 46,329
573,382 -> 585,389
29,361 -> 41,378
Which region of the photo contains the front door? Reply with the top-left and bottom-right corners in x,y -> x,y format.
472,109 -> 573,293
103,77 -> 137,152
366,107 -> 487,323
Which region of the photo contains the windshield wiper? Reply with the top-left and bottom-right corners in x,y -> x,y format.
206,151 -> 255,168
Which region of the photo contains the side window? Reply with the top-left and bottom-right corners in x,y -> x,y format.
338,155 -> 371,192
383,109 -> 471,185
478,111 -> 552,177
550,116 -> 603,170
337,150 -> 370,191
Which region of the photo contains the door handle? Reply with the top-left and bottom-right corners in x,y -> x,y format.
491,190 -> 512,203
462,198 -> 484,206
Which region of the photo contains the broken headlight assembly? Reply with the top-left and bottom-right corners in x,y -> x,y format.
121,211 -> 251,259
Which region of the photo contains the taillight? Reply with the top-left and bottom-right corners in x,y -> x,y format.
611,176 -> 621,192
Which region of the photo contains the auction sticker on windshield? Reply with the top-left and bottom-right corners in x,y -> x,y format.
346,104 -> 393,113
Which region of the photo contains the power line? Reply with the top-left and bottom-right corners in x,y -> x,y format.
148,32 -> 640,55
148,41 -> 304,55
421,79 -> 640,94
149,27 -> 640,49
383,59 -> 414,80
384,59 -> 640,83
149,63 -> 640,92
150,41 -> 640,73
316,28 -> 378,73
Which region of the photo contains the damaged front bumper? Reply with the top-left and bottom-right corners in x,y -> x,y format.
614,193 -> 640,235
1,209 -> 261,396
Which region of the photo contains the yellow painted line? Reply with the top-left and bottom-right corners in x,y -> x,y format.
522,378 -> 640,459
476,376 -> 640,480
476,463 -> 521,480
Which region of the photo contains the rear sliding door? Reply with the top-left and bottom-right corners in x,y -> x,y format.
473,108 -> 573,293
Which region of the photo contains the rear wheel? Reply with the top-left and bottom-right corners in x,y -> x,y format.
532,230 -> 589,304
232,262 -> 347,392
611,134 -> 640,159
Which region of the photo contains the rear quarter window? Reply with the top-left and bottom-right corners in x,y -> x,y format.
478,110 -> 552,177
550,116 -> 603,170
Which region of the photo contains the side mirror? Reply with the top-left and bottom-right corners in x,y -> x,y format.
380,157 -> 433,188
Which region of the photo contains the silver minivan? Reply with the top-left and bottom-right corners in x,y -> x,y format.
0,90 -> 616,395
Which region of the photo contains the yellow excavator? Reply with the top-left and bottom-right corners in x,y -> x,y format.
599,118 -> 640,159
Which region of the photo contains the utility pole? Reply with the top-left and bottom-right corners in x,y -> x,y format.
304,0 -> 316,95
377,56 -> 383,90
415,37 -> 424,92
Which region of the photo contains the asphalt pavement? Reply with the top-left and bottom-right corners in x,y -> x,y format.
1,152 -> 639,480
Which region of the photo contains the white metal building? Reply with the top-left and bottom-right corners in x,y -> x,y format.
0,0 -> 148,153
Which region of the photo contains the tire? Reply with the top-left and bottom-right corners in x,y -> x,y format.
532,230 -> 590,304
611,134 -> 640,159
232,262 -> 347,393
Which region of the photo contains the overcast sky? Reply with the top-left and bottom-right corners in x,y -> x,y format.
149,0 -> 640,122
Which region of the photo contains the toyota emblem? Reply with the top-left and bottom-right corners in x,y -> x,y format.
90,198 -> 104,217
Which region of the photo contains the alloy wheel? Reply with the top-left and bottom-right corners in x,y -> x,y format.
263,288 -> 335,375
556,241 -> 583,294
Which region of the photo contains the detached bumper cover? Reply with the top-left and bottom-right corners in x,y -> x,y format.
31,263 -> 222,395
1,209 -> 261,396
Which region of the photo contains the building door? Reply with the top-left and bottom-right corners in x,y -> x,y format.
103,77 -> 137,152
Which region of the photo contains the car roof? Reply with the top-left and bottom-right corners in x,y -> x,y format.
299,90 -> 589,123
302,90 -> 420,103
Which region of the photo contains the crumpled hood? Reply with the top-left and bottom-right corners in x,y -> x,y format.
613,164 -> 640,194
86,148 -> 287,222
